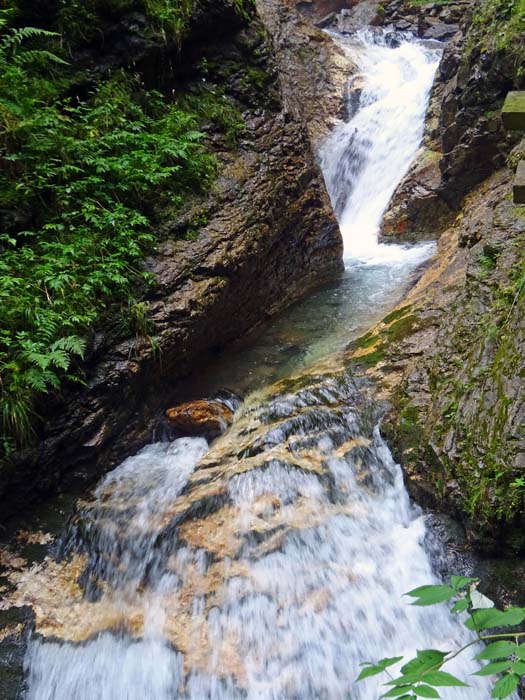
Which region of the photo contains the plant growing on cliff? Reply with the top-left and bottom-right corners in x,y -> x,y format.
358,577 -> 525,699
38,0 -> 255,48
465,0 -> 525,63
0,8 -> 219,451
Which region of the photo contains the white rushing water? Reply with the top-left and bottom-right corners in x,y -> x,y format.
25,28 -> 493,700
320,30 -> 440,264
25,424 -> 490,700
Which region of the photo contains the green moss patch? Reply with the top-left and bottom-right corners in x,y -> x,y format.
353,331 -> 380,351
385,315 -> 418,343
355,347 -> 385,368
382,305 -> 411,325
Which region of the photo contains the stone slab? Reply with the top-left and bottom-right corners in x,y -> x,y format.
502,91 -> 525,131
514,159 -> 525,204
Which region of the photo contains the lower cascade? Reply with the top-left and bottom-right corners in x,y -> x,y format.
23,29 -> 493,700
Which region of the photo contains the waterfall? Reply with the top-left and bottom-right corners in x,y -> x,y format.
24,29 -> 493,700
24,381 -> 491,700
320,30 -> 440,264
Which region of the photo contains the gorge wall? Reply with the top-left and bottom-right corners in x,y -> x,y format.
0,0 -> 344,518
381,0 -> 525,238
2,0 -> 524,560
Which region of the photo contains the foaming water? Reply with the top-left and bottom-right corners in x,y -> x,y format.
320,31 -> 441,263
26,636 -> 183,700
24,381 -> 491,699
23,27 -> 493,700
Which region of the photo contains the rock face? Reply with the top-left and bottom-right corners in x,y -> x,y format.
348,156 -> 525,554
329,0 -> 384,34
0,0 -> 343,519
256,0 -> 355,146
342,0 -> 525,554
381,0 -> 524,239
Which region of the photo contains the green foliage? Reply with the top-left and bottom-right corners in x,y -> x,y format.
48,0 -> 254,47
180,85 -> 246,145
0,11 -> 217,451
127,301 -> 155,338
465,0 -> 525,61
358,577 -> 525,699
144,0 -> 194,40
357,657 -> 404,681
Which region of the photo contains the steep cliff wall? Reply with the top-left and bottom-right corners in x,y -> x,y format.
327,0 -> 525,555
0,0 -> 343,517
256,0 -> 354,145
349,156 -> 525,555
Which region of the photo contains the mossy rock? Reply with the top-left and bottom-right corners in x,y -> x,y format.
382,305 -> 412,325
385,315 -> 418,343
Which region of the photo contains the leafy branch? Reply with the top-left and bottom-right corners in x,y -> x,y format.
357,576 -> 525,699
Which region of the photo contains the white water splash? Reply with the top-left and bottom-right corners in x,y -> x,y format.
24,420 -> 492,700
24,438 -> 207,700
320,31 -> 441,264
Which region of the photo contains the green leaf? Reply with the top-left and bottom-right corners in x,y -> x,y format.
450,576 -> 477,591
451,599 -> 469,614
475,661 -> 513,676
491,673 -> 519,699
357,665 -> 387,681
357,657 -> 404,681
511,660 -> 525,675
387,675 -> 419,687
414,685 -> 440,698
401,650 -> 448,677
422,672 -> 468,687
476,642 -> 518,660
380,657 -> 405,668
406,586 -> 456,606
383,686 -> 415,698
466,607 -> 525,631
516,644 -> 525,660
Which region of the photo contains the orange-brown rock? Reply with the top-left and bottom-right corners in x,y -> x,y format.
166,400 -> 234,438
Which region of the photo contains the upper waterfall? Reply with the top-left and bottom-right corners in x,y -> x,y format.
320,31 -> 441,264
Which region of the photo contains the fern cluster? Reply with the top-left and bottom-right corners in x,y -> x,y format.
0,5 -> 226,453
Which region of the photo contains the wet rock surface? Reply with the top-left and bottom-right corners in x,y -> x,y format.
256,0 -> 355,145
425,513 -> 525,609
0,0 -> 343,519
329,0 -> 384,34
349,161 -> 525,554
381,0 -> 524,238
165,398 -> 236,439
1,353 -> 517,698
0,366 -> 379,697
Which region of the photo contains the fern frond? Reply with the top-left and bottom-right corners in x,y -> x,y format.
15,49 -> 68,67
51,335 -> 86,358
